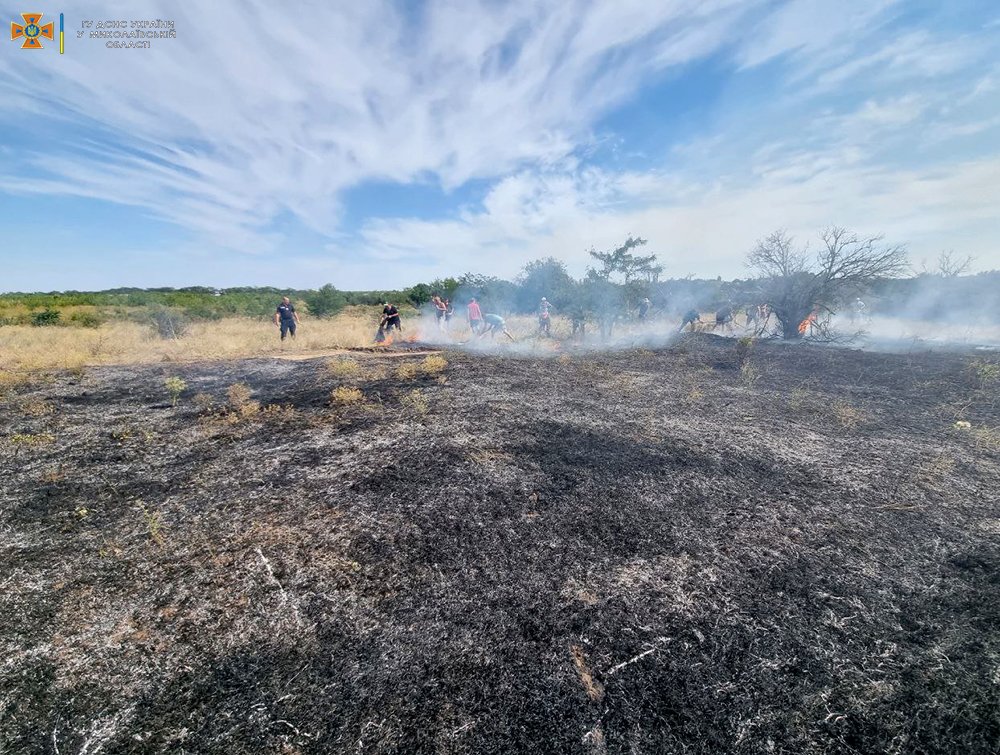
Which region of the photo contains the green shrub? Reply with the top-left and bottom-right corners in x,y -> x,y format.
305,284 -> 347,318
164,377 -> 187,406
31,309 -> 61,327
69,311 -> 105,328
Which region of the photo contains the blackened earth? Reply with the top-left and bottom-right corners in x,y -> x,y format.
2,335 -> 998,754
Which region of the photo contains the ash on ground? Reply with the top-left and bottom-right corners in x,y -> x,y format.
2,335 -> 998,754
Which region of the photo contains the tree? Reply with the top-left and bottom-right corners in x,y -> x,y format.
429,277 -> 460,301
588,236 -> 662,284
748,227 -> 908,339
305,284 -> 346,318
405,283 -> 432,307
455,273 -> 517,313
936,250 -> 974,278
515,257 -> 575,312
584,236 -> 663,336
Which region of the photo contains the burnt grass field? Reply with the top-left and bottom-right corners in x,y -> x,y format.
2,334 -> 999,754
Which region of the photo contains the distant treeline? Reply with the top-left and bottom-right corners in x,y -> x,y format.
3,265 -> 998,328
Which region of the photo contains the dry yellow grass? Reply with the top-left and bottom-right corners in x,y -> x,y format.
325,357 -> 362,379
831,399 -> 866,430
0,307 -> 385,372
330,386 -> 365,405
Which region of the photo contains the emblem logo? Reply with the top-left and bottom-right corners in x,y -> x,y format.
11,12 -> 54,49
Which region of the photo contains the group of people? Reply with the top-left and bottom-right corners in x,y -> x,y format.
375,295 -> 513,341
274,292 -> 871,344
680,303 -> 767,333
429,295 -> 454,331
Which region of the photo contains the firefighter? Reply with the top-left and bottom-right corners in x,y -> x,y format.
381,301 -> 402,332
274,296 -> 299,341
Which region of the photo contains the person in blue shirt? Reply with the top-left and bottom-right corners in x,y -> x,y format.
273,297 -> 299,340
479,313 -> 515,341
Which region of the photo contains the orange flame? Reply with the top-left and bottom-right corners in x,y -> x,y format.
798,312 -> 817,335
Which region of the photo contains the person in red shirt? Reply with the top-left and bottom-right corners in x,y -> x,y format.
467,297 -> 483,334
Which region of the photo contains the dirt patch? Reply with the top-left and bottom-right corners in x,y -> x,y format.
1,336 -> 999,753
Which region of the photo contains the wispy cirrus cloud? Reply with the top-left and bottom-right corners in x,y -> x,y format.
0,0 -> 763,246
0,0 -> 998,290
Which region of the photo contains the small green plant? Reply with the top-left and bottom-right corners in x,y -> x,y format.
75,506 -> 89,519
164,376 -> 187,406
260,403 -> 297,423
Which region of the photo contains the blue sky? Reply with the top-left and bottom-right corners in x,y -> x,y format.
1,0 -> 998,292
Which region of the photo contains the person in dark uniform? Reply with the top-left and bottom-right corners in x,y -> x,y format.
382,301 -> 402,332
273,296 -> 299,340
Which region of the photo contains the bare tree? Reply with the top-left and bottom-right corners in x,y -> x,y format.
936,250 -> 974,278
748,227 -> 908,340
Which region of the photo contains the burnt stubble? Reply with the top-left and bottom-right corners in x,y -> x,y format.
2,335 -> 998,754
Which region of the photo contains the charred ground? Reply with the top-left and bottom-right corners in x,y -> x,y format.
2,335 -> 998,754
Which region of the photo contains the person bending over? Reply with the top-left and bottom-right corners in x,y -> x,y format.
479,313 -> 515,341
382,301 -> 402,332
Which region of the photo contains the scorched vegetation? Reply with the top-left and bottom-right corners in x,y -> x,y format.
1,337 -> 998,754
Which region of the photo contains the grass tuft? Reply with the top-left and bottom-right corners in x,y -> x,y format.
330,386 -> 365,405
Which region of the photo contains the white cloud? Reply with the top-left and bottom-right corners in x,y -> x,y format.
0,0 -> 998,291
0,0 -> 765,246
328,152 -> 1000,288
